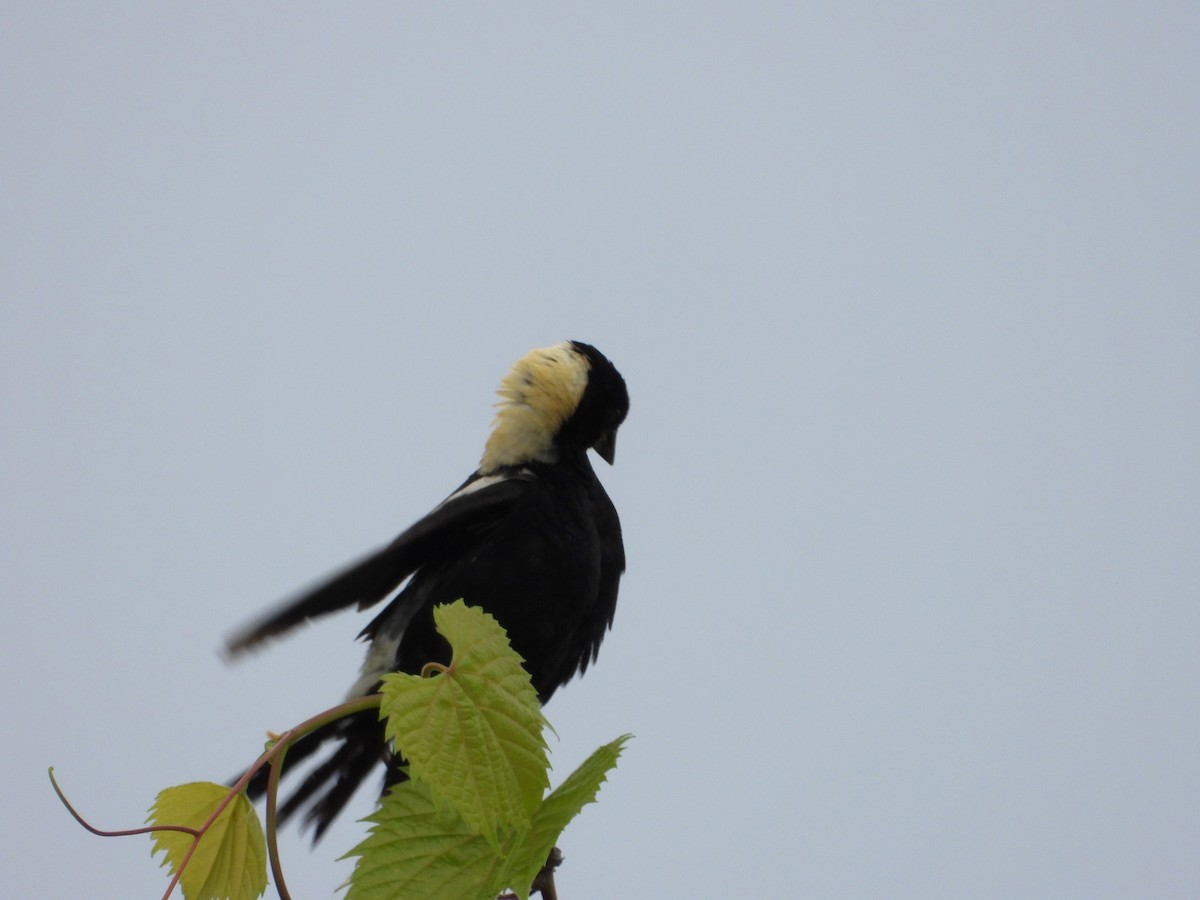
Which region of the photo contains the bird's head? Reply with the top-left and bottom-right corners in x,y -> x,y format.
481,341 -> 629,473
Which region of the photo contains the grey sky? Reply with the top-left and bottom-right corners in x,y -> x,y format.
4,4 -> 1198,897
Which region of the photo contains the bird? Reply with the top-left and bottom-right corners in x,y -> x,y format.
225,340 -> 628,839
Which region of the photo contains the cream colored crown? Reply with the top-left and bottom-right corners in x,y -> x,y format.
480,342 -> 590,472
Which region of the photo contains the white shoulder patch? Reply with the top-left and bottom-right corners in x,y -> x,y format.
439,468 -> 533,507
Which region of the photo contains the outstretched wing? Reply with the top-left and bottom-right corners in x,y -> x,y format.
224,470 -> 533,656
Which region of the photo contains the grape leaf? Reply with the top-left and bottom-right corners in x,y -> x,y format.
148,782 -> 267,900
345,735 -> 630,900
378,601 -> 549,845
343,777 -> 508,900
500,735 -> 632,900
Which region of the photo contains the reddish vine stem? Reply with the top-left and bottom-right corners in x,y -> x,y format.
48,768 -> 199,839
420,660 -> 451,678
50,694 -> 383,900
265,743 -> 292,900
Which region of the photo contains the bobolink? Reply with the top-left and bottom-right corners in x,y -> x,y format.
226,340 -> 628,837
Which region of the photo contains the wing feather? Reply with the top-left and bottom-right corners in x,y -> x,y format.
224,472 -> 532,655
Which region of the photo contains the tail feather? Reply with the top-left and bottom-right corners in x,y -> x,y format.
240,710 -> 395,841
243,723 -> 330,802
302,736 -> 396,841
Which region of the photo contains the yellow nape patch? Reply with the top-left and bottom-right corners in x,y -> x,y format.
481,342 -> 590,472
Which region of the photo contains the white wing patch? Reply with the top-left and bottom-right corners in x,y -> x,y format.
345,601 -> 419,698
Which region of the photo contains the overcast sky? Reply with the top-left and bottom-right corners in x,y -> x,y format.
3,4 -> 1198,898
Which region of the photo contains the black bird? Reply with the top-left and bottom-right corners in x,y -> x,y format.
226,341 -> 628,838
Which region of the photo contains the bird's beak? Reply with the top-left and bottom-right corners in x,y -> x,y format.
594,427 -> 618,465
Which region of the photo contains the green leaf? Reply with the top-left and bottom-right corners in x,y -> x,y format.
344,736 -> 632,900
378,601 -> 550,844
148,782 -> 267,900
500,735 -> 632,900
342,777 -> 508,900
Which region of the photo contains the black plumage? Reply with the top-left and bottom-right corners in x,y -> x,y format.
226,341 -> 628,838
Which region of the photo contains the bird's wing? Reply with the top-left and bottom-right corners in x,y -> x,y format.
578,477 -> 625,674
224,471 -> 533,656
